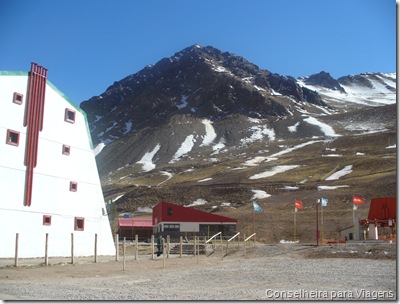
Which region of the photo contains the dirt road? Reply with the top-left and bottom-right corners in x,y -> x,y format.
0,243 -> 396,300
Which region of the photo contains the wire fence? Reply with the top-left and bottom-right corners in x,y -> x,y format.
0,232 -> 258,268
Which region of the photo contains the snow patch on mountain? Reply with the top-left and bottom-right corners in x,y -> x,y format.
241,120 -> 275,145
123,121 -> 133,135
137,144 -> 161,172
185,198 -> 208,207
200,119 -> 217,146
281,186 -> 299,190
94,143 -> 106,157
317,185 -> 349,190
303,116 -> 340,137
177,95 -> 189,109
288,122 -> 300,133
325,165 -> 353,181
243,140 -> 323,167
198,177 -> 213,182
243,156 -> 269,167
170,135 -> 196,163
269,140 -> 323,158
211,138 -> 227,155
249,165 -> 299,180
298,73 -> 396,106
251,190 -> 271,200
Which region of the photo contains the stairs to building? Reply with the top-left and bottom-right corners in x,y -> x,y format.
169,243 -> 206,255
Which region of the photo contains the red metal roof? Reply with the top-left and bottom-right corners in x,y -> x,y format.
153,201 -> 237,225
118,217 -> 152,228
367,197 -> 396,220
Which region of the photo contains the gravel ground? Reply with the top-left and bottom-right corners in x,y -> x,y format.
0,243 -> 396,301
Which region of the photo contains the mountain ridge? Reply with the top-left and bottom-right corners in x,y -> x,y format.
79,44 -> 396,242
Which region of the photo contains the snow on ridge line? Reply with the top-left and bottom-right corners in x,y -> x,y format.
137,144 -> 161,172
297,78 -> 396,106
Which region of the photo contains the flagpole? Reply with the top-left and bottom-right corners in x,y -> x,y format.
321,200 -> 324,241
353,202 -> 356,240
294,208 -> 297,242
252,206 -> 255,234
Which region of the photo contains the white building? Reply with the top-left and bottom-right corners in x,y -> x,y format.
0,63 -> 115,258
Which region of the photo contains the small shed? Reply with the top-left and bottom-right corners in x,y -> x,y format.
152,201 -> 237,238
117,217 -> 153,241
339,225 -> 356,241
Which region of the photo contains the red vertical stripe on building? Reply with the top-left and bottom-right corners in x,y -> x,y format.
24,63 -> 47,206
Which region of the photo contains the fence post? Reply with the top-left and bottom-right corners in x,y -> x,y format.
220,233 -> 223,260
14,233 -> 19,267
193,235 -> 196,256
243,234 -> 246,256
162,238 -> 166,268
94,234 -> 98,263
115,234 -> 119,261
123,237 -> 126,271
71,233 -> 74,264
179,235 -> 183,258
167,235 -> 170,258
135,234 -> 138,260
45,233 -> 49,266
151,235 -> 154,260
197,237 -> 199,264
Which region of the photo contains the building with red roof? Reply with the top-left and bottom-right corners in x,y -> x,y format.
153,202 -> 237,238
117,217 -> 152,241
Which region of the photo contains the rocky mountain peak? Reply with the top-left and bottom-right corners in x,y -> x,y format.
304,71 -> 346,93
80,45 -> 326,146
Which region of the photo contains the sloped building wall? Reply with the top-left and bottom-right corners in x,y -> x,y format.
0,69 -> 115,258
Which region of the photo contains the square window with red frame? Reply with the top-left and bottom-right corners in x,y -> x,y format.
62,144 -> 71,155
43,215 -> 52,226
74,217 -> 85,231
70,181 -> 78,192
6,129 -> 20,146
13,92 -> 23,105
65,108 -> 76,123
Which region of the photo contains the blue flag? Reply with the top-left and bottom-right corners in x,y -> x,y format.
321,197 -> 328,207
253,201 -> 263,212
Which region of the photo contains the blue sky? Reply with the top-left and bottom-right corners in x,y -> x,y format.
0,0 -> 396,105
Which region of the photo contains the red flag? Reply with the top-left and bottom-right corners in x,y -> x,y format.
295,199 -> 303,210
353,195 -> 364,205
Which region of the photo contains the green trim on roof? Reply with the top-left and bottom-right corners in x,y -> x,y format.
0,71 -> 29,76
